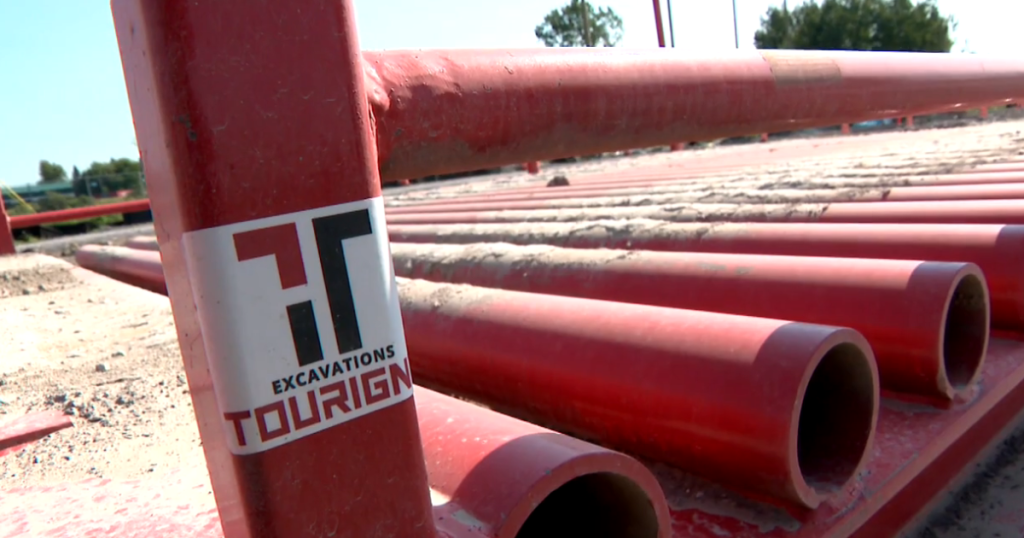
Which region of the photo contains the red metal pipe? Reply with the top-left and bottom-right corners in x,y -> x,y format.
417,386 -> 671,538
652,0 -> 667,48
512,169 -> 1024,191
68,244 -> 879,508
9,199 -> 151,230
398,277 -> 879,509
0,411 -> 74,457
392,243 -> 988,401
75,246 -> 167,295
389,171 -> 1024,208
366,49 -> 1024,182
973,162 -> 1024,174
387,222 -> 1024,332
403,180 -> 1024,210
383,199 -> 1024,226
0,197 -> 14,256
385,182 -> 1024,214
126,235 -> 160,251
112,0 -> 437,536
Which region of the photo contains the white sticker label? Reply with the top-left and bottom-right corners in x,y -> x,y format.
182,197 -> 413,455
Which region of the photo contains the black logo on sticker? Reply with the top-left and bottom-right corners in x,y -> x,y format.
232,209 -> 373,367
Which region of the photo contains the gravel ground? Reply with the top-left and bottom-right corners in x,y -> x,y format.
0,255 -> 204,488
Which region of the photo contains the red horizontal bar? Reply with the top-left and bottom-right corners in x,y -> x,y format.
9,199 -> 151,229
383,199 -> 1024,226
0,410 -> 74,456
387,222 -> 1024,331
385,182 -> 1024,214
367,49 -> 1024,181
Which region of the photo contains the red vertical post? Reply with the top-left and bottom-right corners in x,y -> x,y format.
906,115 -> 915,128
652,0 -> 667,47
841,123 -> 852,135
525,161 -> 541,174
980,107 -> 990,119
110,1 -> 436,538
0,196 -> 14,256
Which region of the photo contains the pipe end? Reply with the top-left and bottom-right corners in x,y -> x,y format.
941,269 -> 989,394
515,471 -> 663,538
797,340 -> 878,500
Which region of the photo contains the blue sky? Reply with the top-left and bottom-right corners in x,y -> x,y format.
0,0 -> 1015,187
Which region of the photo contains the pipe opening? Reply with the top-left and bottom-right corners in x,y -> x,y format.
797,342 -> 875,495
514,472 -> 660,538
943,273 -> 989,389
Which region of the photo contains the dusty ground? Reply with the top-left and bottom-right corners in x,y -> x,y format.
910,424 -> 1024,538
5,118 -> 1024,536
0,254 -> 205,488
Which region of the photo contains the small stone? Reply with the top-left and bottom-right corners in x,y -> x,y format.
21,288 -> 31,295
546,175 -> 570,187
111,350 -> 126,358
37,284 -> 47,292
95,363 -> 109,373
67,352 -> 81,359
64,455 -> 72,461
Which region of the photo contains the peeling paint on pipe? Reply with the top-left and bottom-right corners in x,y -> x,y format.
387,222 -> 1024,331
366,49 -> 1024,181
397,277 -> 879,509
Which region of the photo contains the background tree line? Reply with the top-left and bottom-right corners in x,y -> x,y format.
535,0 -> 954,52
27,157 -> 145,213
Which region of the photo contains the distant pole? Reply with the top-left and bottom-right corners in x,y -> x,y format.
581,0 -> 592,46
652,0 -> 666,47
666,0 -> 676,48
732,0 -> 740,49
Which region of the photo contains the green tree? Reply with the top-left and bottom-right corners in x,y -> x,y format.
38,160 -> 68,185
33,192 -> 94,212
74,158 -> 143,197
754,0 -> 954,52
535,0 -> 623,47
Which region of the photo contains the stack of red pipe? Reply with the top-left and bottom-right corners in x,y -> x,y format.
80,141 -> 1024,531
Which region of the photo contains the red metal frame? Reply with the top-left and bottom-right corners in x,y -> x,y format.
0,196 -> 14,255
110,1 -> 435,536
8,199 -> 151,230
